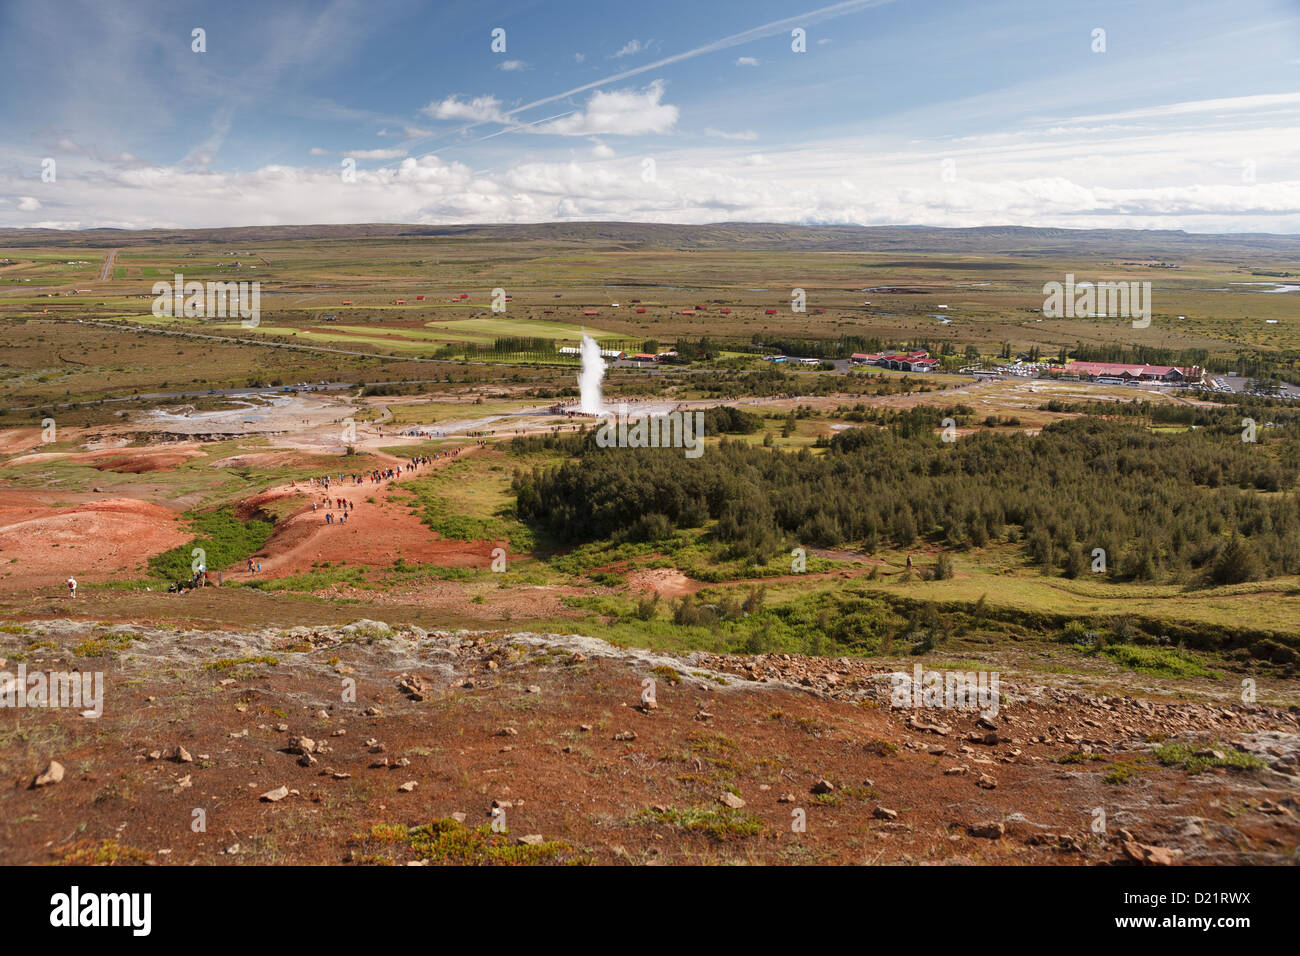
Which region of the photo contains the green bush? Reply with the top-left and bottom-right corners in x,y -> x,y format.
147,507 -> 274,580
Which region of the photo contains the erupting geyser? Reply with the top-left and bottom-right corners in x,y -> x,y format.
578,334 -> 607,414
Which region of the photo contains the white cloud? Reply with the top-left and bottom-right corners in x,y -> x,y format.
532,81 -> 678,136
5,100 -> 1300,234
735,56 -> 759,67
497,60 -> 527,72
179,106 -> 234,170
423,95 -> 508,124
36,137 -> 146,167
591,140 -> 615,158
16,197 -> 41,211
573,52 -> 585,63
378,126 -> 432,138
6,154 -> 1298,233
311,146 -> 407,160
704,127 -> 758,141
612,39 -> 642,59
347,148 -> 407,160
1068,91 -> 1300,125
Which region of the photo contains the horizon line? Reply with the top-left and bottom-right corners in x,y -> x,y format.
2,220 -> 1300,241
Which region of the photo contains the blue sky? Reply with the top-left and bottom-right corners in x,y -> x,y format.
2,0 -> 1299,231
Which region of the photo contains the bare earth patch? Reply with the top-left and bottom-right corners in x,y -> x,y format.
0,497 -> 189,587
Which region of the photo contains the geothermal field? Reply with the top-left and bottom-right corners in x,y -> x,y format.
0,2 -> 1297,933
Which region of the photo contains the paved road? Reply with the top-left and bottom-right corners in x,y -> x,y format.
99,249 -> 118,282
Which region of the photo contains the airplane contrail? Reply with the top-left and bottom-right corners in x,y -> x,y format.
409,0 -> 893,158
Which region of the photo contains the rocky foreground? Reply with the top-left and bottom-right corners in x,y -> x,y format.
1,619 -> 1296,865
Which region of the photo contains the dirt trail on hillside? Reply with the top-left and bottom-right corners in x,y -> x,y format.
235,445 -> 492,579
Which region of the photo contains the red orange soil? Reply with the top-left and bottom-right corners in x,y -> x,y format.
0,428 -> 44,455
89,451 -> 201,473
236,447 -> 495,578
1,619 -> 1295,866
5,443 -> 205,471
0,497 -> 189,588
624,568 -> 699,598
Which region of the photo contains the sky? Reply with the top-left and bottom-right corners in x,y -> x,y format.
2,0 -> 1299,233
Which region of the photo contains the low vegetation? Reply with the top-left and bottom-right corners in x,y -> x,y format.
147,506 -> 274,580
1153,742 -> 1267,774
361,819 -> 579,865
627,805 -> 765,841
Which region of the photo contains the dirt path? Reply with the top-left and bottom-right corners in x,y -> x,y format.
235,445 -> 488,579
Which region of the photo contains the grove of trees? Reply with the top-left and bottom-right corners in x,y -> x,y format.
512,417 -> 1300,585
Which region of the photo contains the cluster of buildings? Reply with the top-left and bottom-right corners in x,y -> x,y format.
1056,362 -> 1203,384
850,350 -> 939,372
846,350 -> 1204,386
989,360 -> 1204,385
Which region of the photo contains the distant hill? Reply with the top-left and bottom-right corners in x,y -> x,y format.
1,221 -> 1299,256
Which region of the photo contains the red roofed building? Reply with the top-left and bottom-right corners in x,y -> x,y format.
1068,362 -> 1202,383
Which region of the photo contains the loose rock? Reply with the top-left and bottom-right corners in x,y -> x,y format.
33,760 -> 64,788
